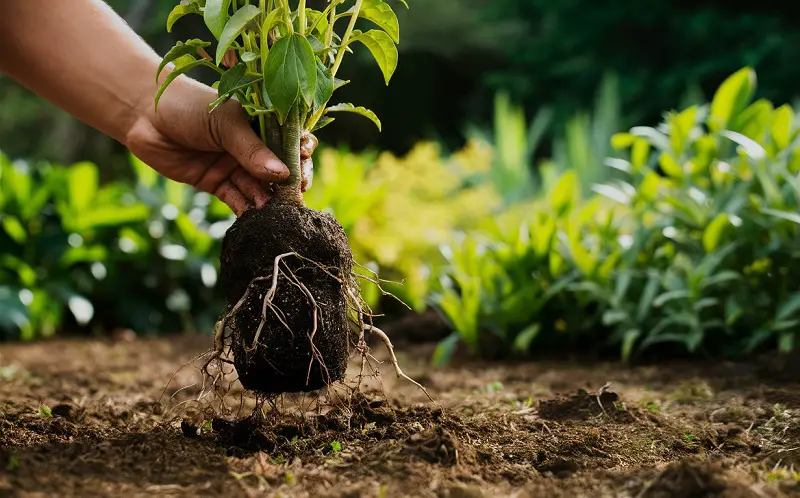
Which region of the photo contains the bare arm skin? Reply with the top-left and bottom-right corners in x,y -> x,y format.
0,0 -> 296,215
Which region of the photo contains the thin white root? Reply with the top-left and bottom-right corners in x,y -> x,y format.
346,288 -> 368,390
251,252 -> 298,350
364,325 -> 435,403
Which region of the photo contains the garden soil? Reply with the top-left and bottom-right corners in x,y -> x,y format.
1,332 -> 799,497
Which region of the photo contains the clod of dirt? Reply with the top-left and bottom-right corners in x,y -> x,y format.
180,419 -> 199,438
633,459 -> 759,498
50,404 -> 75,420
538,388 -> 635,422
405,426 -> 459,466
210,417 -> 277,454
220,203 -> 353,394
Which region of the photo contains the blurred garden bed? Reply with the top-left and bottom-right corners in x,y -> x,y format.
1,68 -> 799,365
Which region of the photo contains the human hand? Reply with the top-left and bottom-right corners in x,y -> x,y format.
125,72 -> 317,216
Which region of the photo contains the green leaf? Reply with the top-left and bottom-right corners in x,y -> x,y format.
129,153 -> 158,189
1,256 -> 37,287
306,9 -> 329,36
210,63 -> 262,112
635,272 -> 661,323
771,105 -> 794,150
157,39 -> 211,83
602,310 -> 629,326
264,34 -> 318,123
611,132 -> 635,150
513,324 -> 540,353
659,153 -> 683,178
334,78 -> 350,90
776,292 -> 800,322
311,116 -> 335,132
342,0 -> 400,43
702,213 -> 729,252
761,207 -> 800,225
260,7 -> 287,64
550,171 -> 577,215
0,286 -> 28,330
204,0 -> 233,40
155,59 -> 223,111
71,205 -> 150,231
725,297 -> 743,326
432,333 -> 460,367
39,405 -> 52,419
69,162 -> 98,211
314,60 -> 334,110
701,270 -> 740,290
216,5 -> 261,65
241,51 -> 259,62
62,245 -> 108,266
731,99 -> 773,140
721,130 -> 766,160
620,329 -> 640,362
1,217 -> 26,244
324,103 -> 381,131
778,332 -> 795,353
167,3 -> 201,32
708,67 -> 756,133
349,30 -> 398,85
653,289 -> 690,308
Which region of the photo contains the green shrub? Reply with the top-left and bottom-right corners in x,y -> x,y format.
434,67 -> 800,362
0,151 -> 231,339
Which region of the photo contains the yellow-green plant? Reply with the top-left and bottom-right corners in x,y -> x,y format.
434,67 -> 800,363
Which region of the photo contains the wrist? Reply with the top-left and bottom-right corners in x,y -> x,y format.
121,57 -> 164,149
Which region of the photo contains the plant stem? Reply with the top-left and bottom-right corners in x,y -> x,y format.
242,31 -> 267,143
330,0 -> 362,78
274,105 -> 304,205
265,114 -> 282,156
326,2 -> 337,47
298,0 -> 306,36
306,0 -> 358,130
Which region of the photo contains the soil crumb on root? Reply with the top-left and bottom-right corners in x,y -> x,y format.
220,203 -> 353,394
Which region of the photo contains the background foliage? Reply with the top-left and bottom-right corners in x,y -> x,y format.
1,1 -> 800,363
2,1 -> 800,165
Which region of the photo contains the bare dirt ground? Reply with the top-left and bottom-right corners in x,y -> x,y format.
1,332 -> 799,497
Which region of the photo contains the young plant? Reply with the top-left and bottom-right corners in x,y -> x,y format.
157,0 -> 425,397
159,0 -> 401,202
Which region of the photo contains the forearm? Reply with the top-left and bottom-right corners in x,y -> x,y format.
0,0 -> 160,145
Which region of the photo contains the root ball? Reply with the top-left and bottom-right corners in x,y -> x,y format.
220,203 -> 353,394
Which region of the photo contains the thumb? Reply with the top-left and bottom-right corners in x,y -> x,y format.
215,106 -> 289,182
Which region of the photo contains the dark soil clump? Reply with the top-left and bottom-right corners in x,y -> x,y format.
538,388 -> 636,423
220,202 -> 353,394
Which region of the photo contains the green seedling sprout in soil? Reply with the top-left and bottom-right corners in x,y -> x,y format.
155,0 -> 431,407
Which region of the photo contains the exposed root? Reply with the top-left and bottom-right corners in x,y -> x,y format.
159,250 -> 434,424
364,325 -> 435,403
251,252 -> 297,350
